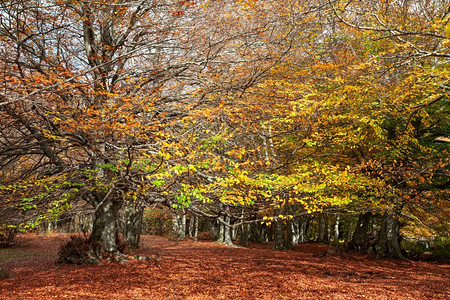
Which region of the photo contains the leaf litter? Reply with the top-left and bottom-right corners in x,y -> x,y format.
0,233 -> 448,299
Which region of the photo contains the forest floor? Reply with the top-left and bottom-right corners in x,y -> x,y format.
0,233 -> 449,299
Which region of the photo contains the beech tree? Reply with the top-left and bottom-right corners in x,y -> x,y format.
0,0 -> 276,254
1,0 -> 447,259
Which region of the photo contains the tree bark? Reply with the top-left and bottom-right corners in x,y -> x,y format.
173,210 -> 186,241
193,216 -> 199,242
249,221 -> 261,242
217,216 -> 225,243
223,216 -> 233,246
334,215 -> 340,243
272,218 -> 294,250
292,219 -> 300,244
349,212 -> 371,251
89,197 -> 122,253
374,210 -> 404,259
239,223 -> 249,247
188,216 -> 195,237
122,203 -> 144,248
318,213 -> 329,243
298,215 -> 309,243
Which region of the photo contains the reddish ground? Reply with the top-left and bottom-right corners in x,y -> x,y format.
0,234 -> 449,299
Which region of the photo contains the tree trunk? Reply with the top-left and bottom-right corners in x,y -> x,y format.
334,215 -> 340,243
374,211 -> 404,259
249,221 -> 261,242
122,203 -> 144,248
292,220 -> 300,244
188,216 -> 195,237
217,216 -> 225,243
223,216 -> 233,246
193,216 -> 199,242
173,210 -> 186,241
272,218 -> 294,250
239,223 -> 249,247
318,213 -> 329,243
298,215 -> 309,243
89,198 -> 122,253
349,212 -> 371,251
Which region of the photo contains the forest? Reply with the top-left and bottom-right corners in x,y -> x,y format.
0,0 -> 449,298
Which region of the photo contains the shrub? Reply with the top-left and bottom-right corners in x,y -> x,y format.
430,237 -> 450,261
0,226 -> 17,248
401,238 -> 430,260
197,231 -> 215,240
57,235 -> 101,264
401,237 -> 450,261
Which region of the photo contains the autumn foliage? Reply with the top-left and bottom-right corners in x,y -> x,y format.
0,0 -> 448,262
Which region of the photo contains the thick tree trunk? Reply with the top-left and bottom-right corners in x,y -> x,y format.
272,219 -> 294,250
122,203 -> 144,248
249,221 -> 261,242
89,198 -> 122,253
273,219 -> 283,249
374,211 -> 404,259
173,210 -> 186,241
239,223 -> 249,247
349,212 -> 371,251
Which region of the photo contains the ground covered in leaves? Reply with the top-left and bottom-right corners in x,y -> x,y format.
0,234 -> 448,299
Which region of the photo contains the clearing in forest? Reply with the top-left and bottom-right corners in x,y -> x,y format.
0,234 -> 449,299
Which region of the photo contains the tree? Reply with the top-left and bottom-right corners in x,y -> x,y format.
0,0 -> 272,254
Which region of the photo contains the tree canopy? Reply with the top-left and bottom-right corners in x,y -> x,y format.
0,0 -> 448,257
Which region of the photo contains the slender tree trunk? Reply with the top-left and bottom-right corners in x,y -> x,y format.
223,216 -> 233,246
180,214 -> 186,240
291,220 -> 300,244
189,216 -> 195,237
193,216 -> 199,242
374,210 -> 404,259
286,219 -> 294,249
217,216 -> 225,243
299,215 -> 309,243
231,226 -> 237,241
318,213 -> 329,243
334,215 -> 340,243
